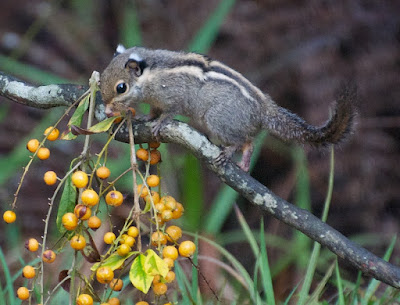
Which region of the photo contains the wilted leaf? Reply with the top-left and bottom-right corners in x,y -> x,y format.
58,270 -> 70,292
61,95 -> 90,140
130,254 -> 154,293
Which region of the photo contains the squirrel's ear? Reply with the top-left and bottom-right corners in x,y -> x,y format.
125,53 -> 146,77
114,44 -> 126,57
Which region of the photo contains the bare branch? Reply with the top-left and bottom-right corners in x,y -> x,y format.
1,70 -> 400,289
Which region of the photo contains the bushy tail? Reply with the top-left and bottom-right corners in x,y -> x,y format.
263,85 -> 357,145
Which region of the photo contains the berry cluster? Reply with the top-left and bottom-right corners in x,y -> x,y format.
3,109 -> 197,304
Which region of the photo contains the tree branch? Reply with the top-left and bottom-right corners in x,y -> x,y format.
1,71 -> 399,289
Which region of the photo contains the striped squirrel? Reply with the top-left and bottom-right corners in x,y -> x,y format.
100,45 -> 355,171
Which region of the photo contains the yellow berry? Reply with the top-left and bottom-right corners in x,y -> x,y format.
127,226 -> 139,238
88,215 -> 101,230
153,282 -> 168,295
151,231 -> 167,246
163,257 -> 174,269
162,246 -> 178,260
74,204 -> 91,220
17,287 -> 29,300
146,175 -> 160,187
44,171 -> 57,185
81,189 -> 99,206
166,225 -> 182,242
96,266 -> 114,284
155,202 -> 165,213
171,202 -> 184,219
109,278 -> 123,291
179,241 -> 196,258
44,126 -> 59,141
136,302 -> 149,305
136,148 -> 149,161
149,149 -> 161,165
123,235 -> 135,247
70,234 -> 86,250
76,294 -> 93,305
104,232 -> 116,244
160,196 -> 176,210
137,184 -> 149,198
117,244 -> 131,256
164,270 -> 175,283
108,298 -> 120,305
42,250 -> 56,263
152,274 -> 161,284
145,191 -> 160,204
71,171 -> 89,188
62,212 -> 78,230
3,210 -> 16,223
96,166 -> 111,179
161,209 -> 173,222
22,265 -> 36,279
26,139 -> 40,153
37,147 -> 50,160
25,238 -> 39,252
105,190 -> 124,206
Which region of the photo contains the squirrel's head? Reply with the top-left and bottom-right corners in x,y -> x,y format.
100,45 -> 148,116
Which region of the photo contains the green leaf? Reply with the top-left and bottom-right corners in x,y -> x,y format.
130,254 -> 154,293
88,116 -> 120,133
144,249 -> 169,277
56,174 -> 77,234
61,94 -> 90,140
91,252 -> 136,271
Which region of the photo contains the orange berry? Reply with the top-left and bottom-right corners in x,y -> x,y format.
88,215 -> 101,230
26,139 -> 40,153
127,226 -> 139,238
17,287 -> 29,300
74,204 -> 91,220
136,302 -> 149,305
70,234 -> 86,250
155,202 -> 165,213
179,240 -> 196,258
145,191 -> 160,204
105,190 -> 123,206
25,238 -> 39,252
149,142 -> 160,149
3,210 -> 16,223
152,274 -> 161,284
61,212 -> 78,230
37,147 -> 50,160
162,246 -> 178,260
151,231 -> 167,246
81,189 -> 99,206
109,278 -> 123,291
163,257 -> 174,269
166,225 -> 182,242
104,232 -> 116,244
44,126 -> 59,141
117,244 -> 131,256
137,184 -> 149,198
44,171 -> 57,185
171,202 -> 184,219
164,270 -> 175,283
76,294 -> 93,305
96,166 -> 111,179
22,265 -> 36,279
146,175 -> 160,187
153,282 -> 168,295
123,235 -> 135,247
71,171 -> 89,188
108,298 -> 120,305
96,266 -> 114,284
136,148 -> 149,161
42,250 -> 56,263
149,149 -> 161,165
161,210 -> 173,222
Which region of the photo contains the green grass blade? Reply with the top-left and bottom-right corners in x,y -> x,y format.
191,235 -> 199,302
335,260 -> 345,305
259,220 -> 275,305
234,205 -> 259,256
188,0 -> 237,53
307,261 -> 335,303
175,261 -> 193,305
120,2 -> 142,46
0,247 -> 16,305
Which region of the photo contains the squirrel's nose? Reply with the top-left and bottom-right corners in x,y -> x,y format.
104,104 -> 114,117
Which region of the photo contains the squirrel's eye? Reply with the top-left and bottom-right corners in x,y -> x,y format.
115,82 -> 128,94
